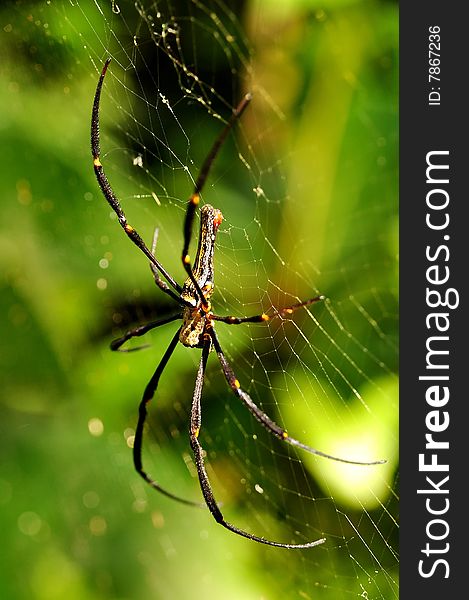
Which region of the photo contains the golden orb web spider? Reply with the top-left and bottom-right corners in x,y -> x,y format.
91,58 -> 385,550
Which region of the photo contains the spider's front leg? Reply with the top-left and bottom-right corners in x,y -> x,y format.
209,328 -> 386,467
131,328 -> 205,508
188,330 -> 325,549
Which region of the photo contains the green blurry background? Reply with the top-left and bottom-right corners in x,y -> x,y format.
0,0 -> 398,598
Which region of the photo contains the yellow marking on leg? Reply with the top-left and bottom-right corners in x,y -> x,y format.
93,157 -> 102,167
261,313 -> 270,321
233,379 -> 240,389
202,301 -> 212,314
282,431 -> 288,439
194,427 -> 200,438
125,224 -> 134,233
191,193 -> 200,205
183,254 -> 191,265
284,308 -> 293,315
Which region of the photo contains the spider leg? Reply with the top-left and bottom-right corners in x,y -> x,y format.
212,295 -> 325,325
149,227 -> 164,288
110,313 -> 182,352
189,333 -> 326,549
91,59 -> 182,303
181,94 -> 252,307
210,328 -> 386,466
134,327 -> 205,508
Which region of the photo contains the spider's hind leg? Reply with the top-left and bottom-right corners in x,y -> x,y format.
180,94 -> 252,307
91,59 -> 182,302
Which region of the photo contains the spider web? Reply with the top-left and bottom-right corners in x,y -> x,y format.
47,0 -> 397,597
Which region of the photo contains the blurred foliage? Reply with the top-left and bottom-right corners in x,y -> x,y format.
0,0 -> 398,599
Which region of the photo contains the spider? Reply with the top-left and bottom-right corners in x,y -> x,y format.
91,58 -> 384,549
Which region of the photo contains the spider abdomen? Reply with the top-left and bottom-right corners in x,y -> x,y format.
180,204 -> 221,304
179,204 -> 221,347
